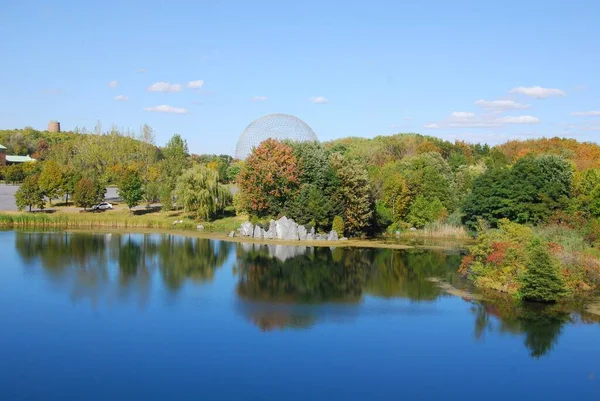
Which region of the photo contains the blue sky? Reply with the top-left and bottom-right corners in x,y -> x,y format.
1,0 -> 599,155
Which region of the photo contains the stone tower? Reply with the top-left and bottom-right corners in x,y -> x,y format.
48,120 -> 61,133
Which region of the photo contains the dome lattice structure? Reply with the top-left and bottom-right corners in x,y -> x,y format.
235,114 -> 318,160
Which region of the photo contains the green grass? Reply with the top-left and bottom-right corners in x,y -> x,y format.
0,212 -> 198,230
399,222 -> 470,239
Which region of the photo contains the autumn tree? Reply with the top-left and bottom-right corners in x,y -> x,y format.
329,152 -> 374,236
15,175 -> 45,212
38,160 -> 63,205
73,178 -> 104,210
237,139 -> 301,217
175,165 -> 230,220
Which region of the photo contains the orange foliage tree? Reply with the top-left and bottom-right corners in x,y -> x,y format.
497,137 -> 600,171
237,139 -> 301,217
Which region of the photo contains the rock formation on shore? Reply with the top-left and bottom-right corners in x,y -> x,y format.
235,216 -> 340,241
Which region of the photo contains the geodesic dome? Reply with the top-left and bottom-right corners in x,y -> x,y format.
235,114 -> 318,160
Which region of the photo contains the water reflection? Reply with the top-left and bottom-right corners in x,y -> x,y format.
15,232 -> 231,306
11,232 -> 599,359
234,242 -> 462,330
470,298 -> 572,358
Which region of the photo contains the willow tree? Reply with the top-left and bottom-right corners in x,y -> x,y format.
175,165 -> 230,220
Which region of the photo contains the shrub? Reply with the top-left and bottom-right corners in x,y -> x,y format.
332,215 -> 345,236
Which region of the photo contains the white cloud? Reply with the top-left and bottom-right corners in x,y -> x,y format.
404,117 -> 412,121
187,80 -> 205,89
147,82 -> 183,92
474,99 -> 530,111
311,96 -> 328,104
500,115 -> 540,124
143,105 -> 188,114
450,111 -> 475,119
425,112 -> 540,129
136,68 -> 147,73
570,110 -> 600,116
114,95 -> 128,101
108,80 -> 118,89
509,86 -> 566,99
250,96 -> 268,102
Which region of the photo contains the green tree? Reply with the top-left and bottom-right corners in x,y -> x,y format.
518,238 -> 569,303
397,152 -> 457,212
60,168 -> 81,205
73,178 -> 103,210
175,165 -> 230,220
226,161 -> 242,183
159,183 -> 173,211
285,184 -> 333,230
119,169 -> 144,213
329,152 -> 374,236
162,134 -> 190,181
143,181 -> 160,207
4,164 -> 26,184
382,172 -> 411,223
288,141 -> 330,188
591,185 -> 600,218
38,160 -> 63,205
462,155 -> 573,229
15,175 -> 45,211
406,196 -> 446,228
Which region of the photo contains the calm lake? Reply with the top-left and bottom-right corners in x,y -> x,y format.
1,231 -> 598,400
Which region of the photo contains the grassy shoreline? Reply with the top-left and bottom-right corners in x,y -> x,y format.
0,211 -> 471,250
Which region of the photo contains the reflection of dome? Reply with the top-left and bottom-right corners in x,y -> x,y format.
235,114 -> 318,160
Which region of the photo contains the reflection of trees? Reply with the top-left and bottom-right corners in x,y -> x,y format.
236,245 -> 461,305
14,232 -> 230,306
366,249 -> 461,300
470,298 -> 571,358
153,235 -> 231,290
235,244 -> 462,330
236,244 -> 367,304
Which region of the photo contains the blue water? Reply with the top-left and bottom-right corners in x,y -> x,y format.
0,231 -> 598,400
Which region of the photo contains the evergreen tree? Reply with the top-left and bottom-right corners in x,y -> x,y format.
518,238 -> 569,303
285,184 -> 333,230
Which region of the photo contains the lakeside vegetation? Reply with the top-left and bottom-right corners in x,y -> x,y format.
1,125 -> 600,302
